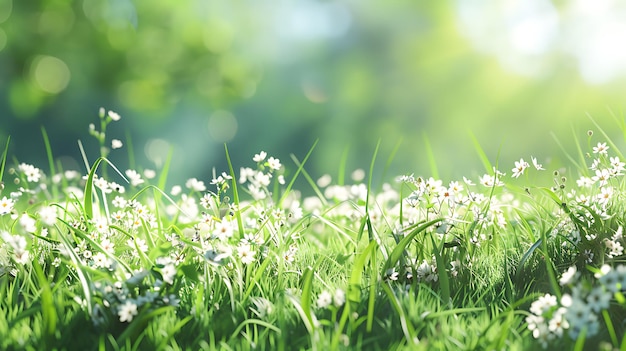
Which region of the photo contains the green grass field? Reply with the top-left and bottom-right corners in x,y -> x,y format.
1,109 -> 625,350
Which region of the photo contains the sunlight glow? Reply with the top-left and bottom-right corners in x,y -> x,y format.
455,0 -> 626,84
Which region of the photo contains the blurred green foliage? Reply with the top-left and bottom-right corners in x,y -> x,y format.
1,0 -> 626,186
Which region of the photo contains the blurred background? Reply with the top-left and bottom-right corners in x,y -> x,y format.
1,0 -> 626,188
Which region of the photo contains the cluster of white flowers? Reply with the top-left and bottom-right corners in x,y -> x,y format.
528,263 -> 626,347
316,288 -> 346,309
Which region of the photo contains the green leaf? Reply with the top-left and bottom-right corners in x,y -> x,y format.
383,218 -> 444,272
430,233 -> 450,305
224,144 -> 244,238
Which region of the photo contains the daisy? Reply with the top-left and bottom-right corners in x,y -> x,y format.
0,196 -> 15,215
511,158 -> 529,178
237,243 -> 256,264
592,142 -> 609,155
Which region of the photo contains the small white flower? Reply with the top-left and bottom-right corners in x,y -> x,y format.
185,178 -> 206,192
125,169 -> 144,187
531,156 -> 545,170
253,151 -> 267,163
351,169 -> 365,182
316,290 -> 332,309
20,213 -> 36,233
333,288 -> 346,307
316,174 -> 332,188
118,300 -> 138,323
108,110 -> 121,121
19,163 -> 42,183
267,157 -> 281,171
143,169 -> 156,179
94,177 -> 111,193
111,139 -> 123,149
594,264 -> 612,278
236,243 -> 256,264
592,142 -> 609,155
171,185 -> 182,196
92,252 -> 111,269
0,196 -> 15,215
559,266 -> 578,286
161,264 -> 177,285
511,158 -> 529,178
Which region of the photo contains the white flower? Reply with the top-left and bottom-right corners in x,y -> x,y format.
92,252 -> 112,269
170,185 -> 182,196
511,158 -> 529,178
38,206 -> 57,226
351,169 -> 365,182
416,259 -> 438,282
100,238 -> 114,253
213,220 -> 234,240
125,169 -> 144,187
111,139 -> 123,149
143,169 -> 156,179
93,217 -> 109,234
592,142 -> 609,155
210,172 -> 233,186
185,178 -> 206,192
161,264 -> 177,285
333,288 -> 346,307
267,157 -> 281,171
530,294 -> 557,316
236,243 -> 256,264
20,213 -> 36,233
591,169 -> 611,187
597,186 -> 613,205
605,238 -> 624,258
0,196 -> 15,215
108,110 -> 121,121
316,290 -> 332,309
316,174 -> 332,188
94,177 -> 111,193
118,300 -> 138,323
547,307 -> 569,338
559,266 -> 578,286
478,174 -> 503,187
14,250 -> 30,265
576,176 -> 594,188
19,163 -> 42,183
253,151 -> 267,163
127,238 -> 148,252
531,156 -> 545,170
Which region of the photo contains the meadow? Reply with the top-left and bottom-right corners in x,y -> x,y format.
1,109 -> 626,351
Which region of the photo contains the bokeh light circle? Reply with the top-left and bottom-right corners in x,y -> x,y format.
30,55 -> 71,94
144,138 -> 171,167
208,110 -> 238,143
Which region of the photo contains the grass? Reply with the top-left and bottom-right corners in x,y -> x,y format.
1,109 -> 626,350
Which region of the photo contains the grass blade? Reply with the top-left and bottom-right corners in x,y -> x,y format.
279,139 -> 318,207
224,144 -> 244,238
469,131 -> 493,173
423,133 -> 439,180
41,127 -> 59,199
0,135 -> 9,191
383,218 -> 444,272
